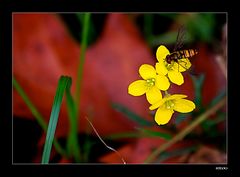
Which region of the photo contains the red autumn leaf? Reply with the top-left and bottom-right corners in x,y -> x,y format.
13,13 -> 155,139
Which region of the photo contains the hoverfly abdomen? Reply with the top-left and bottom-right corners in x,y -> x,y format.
183,49 -> 198,58
166,49 -> 198,63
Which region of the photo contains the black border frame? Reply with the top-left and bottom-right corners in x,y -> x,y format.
1,0 -> 237,177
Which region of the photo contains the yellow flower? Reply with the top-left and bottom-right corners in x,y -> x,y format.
156,45 -> 191,85
128,64 -> 170,104
149,93 -> 196,125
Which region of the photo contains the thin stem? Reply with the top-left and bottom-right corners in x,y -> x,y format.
75,13 -> 91,117
144,96 -> 226,163
85,117 -> 126,164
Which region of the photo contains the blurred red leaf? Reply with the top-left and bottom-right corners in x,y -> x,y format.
13,13 -> 155,139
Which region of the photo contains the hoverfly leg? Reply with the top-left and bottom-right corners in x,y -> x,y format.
178,60 -> 188,72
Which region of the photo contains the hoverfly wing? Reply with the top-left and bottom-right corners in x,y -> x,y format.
173,25 -> 186,52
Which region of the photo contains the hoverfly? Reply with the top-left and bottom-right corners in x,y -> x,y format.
165,26 -> 198,72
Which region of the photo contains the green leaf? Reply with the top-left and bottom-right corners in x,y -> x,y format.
104,132 -> 142,140
201,110 -> 226,132
175,113 -> 192,125
111,103 -> 154,127
41,76 -> 72,164
157,145 -> 198,162
191,74 -> 205,108
137,128 -> 172,140
208,90 -> 226,108
105,129 -> 172,140
186,14 -> 215,42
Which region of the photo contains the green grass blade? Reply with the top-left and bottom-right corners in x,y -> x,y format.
111,103 -> 154,127
13,78 -> 47,130
41,76 -> 71,164
13,77 -> 66,157
65,78 -> 81,162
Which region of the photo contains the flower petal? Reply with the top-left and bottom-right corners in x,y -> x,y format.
146,86 -> 162,104
149,98 -> 166,110
128,80 -> 147,96
173,99 -> 196,113
168,70 -> 184,85
156,45 -> 170,62
167,94 -> 187,101
139,64 -> 156,80
155,74 -> 170,91
172,58 -> 191,72
154,106 -> 174,125
156,62 -> 168,75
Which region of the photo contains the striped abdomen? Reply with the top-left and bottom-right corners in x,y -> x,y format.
166,49 -> 198,64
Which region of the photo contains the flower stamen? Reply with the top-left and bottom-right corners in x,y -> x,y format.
164,60 -> 174,70
146,78 -> 155,87
165,100 -> 174,109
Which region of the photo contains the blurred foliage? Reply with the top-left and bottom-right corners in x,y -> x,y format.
136,13 -> 225,51
157,145 -> 198,162
112,103 -> 154,127
59,13 -> 226,51
136,127 -> 172,140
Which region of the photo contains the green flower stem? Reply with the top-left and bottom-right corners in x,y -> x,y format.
144,96 -> 226,163
75,13 -> 91,117
13,77 -> 67,157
